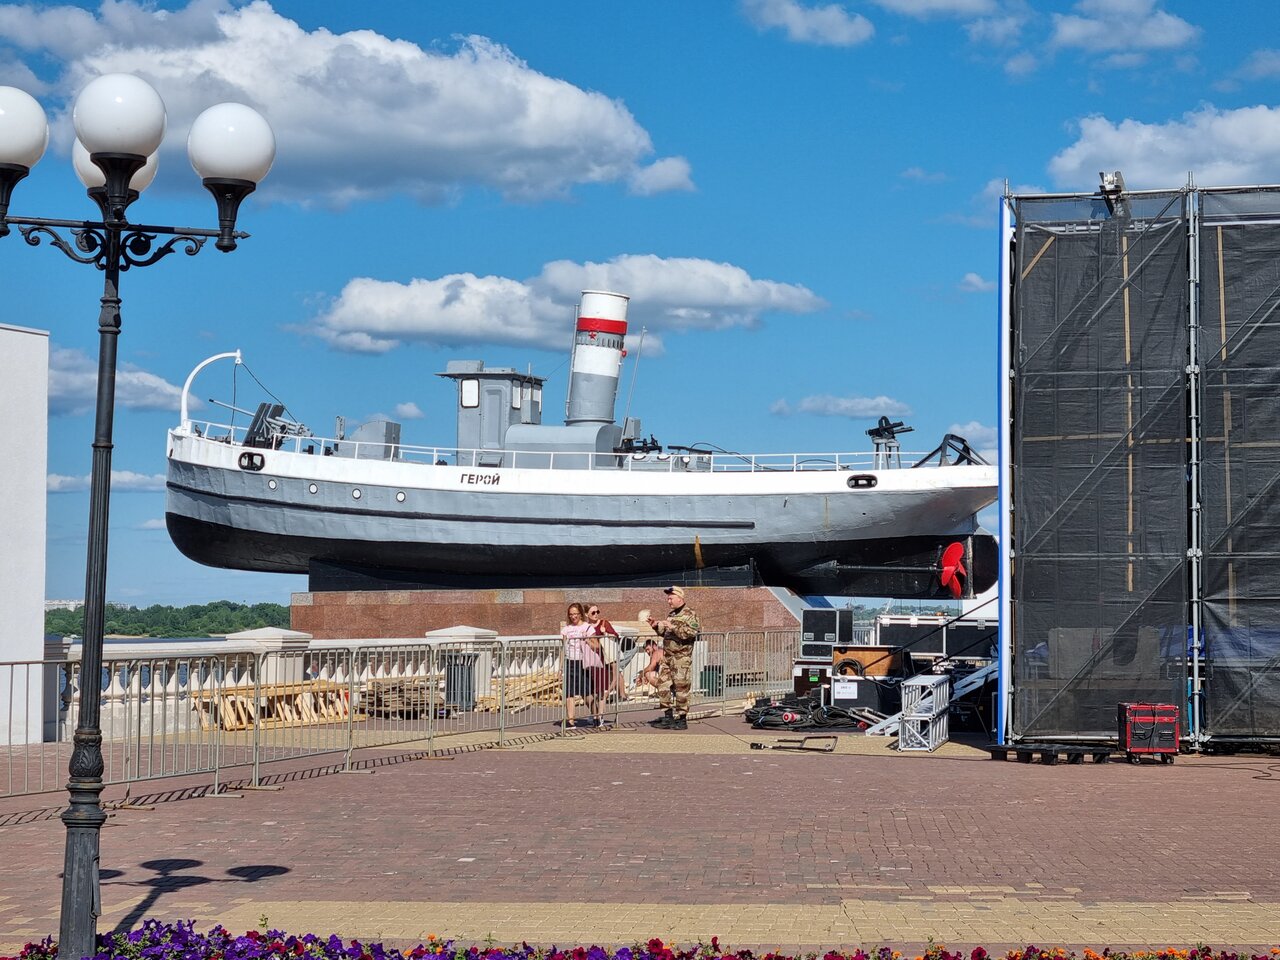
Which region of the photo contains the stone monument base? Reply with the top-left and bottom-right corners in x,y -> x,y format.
291,586 -> 800,639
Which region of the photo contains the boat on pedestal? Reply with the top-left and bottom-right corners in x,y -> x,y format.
166,290 -> 997,597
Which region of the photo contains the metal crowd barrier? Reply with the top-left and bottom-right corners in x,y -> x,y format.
557,630 -> 799,726
0,629 -> 800,800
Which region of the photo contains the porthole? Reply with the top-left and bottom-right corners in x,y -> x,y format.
846,474 -> 877,489
267,479 -> 277,490
396,491 -> 406,503
308,483 -> 318,495
352,488 -> 362,500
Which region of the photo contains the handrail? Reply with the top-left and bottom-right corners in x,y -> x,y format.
174,420 -> 988,475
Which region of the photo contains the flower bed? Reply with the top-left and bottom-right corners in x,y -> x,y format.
5,922 -> 1279,960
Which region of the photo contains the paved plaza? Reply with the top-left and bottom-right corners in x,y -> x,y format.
3,712 -> 1280,953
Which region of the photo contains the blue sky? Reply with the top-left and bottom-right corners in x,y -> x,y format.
3,0 -> 1277,606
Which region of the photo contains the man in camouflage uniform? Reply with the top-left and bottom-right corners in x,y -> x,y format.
647,585 -> 700,730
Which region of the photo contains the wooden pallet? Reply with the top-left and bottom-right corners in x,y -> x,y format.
364,676 -> 441,717
985,742 -> 1117,765
194,680 -> 355,732
475,670 -> 563,712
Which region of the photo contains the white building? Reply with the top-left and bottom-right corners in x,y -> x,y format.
0,323 -> 49,744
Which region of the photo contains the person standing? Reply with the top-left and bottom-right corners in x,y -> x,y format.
586,604 -> 626,707
560,602 -> 594,728
646,585 -> 700,730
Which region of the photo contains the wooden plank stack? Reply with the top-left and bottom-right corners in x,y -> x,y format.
193,680 -> 355,731
475,670 -> 562,713
362,675 -> 441,717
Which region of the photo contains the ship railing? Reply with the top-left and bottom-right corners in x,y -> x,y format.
1,629 -> 800,801
178,421 -> 948,474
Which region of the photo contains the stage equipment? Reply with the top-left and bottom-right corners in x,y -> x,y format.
1117,702 -> 1179,762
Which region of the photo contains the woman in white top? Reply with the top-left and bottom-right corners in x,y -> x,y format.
560,602 -> 598,728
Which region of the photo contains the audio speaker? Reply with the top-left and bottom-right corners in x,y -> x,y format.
801,608 -> 838,658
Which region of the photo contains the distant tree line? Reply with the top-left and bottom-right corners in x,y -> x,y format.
840,601 -> 962,622
45,600 -> 291,638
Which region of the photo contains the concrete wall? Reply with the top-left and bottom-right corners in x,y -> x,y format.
0,323 -> 49,744
292,586 -> 800,639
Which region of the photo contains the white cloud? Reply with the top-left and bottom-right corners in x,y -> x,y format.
944,176 -> 1044,229
1004,51 -> 1038,77
628,156 -> 695,196
959,271 -> 995,292
0,0 -> 226,60
741,0 -> 874,47
310,274 -> 552,354
138,518 -> 167,530
967,15 -> 1026,46
901,166 -> 947,182
394,402 -> 425,420
774,394 -> 912,418
872,0 -> 996,19
0,54 -> 50,93
47,474 -> 88,493
309,254 -> 827,354
48,470 -> 168,493
1237,48 -> 1280,81
1050,0 -> 1199,54
948,419 -> 997,462
48,347 -> 184,417
1049,105 -> 1280,190
4,1 -> 688,205
981,175 -> 1045,200
977,504 -> 998,531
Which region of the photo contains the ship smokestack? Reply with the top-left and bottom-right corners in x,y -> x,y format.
565,289 -> 629,425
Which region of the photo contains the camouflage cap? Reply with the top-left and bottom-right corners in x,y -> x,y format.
663,585 -> 685,599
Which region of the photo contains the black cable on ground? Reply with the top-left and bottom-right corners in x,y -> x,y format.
746,698 -> 864,730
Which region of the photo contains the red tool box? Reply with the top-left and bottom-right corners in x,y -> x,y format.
1116,702 -> 1180,763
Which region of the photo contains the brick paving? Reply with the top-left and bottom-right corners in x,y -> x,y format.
3,714 -> 1280,952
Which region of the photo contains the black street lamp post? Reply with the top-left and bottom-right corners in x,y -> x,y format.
0,75 -> 274,960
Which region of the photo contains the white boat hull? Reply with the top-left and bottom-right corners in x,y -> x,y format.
166,430 -> 997,595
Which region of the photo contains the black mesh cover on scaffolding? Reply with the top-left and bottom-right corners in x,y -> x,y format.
1010,192 -> 1188,739
1198,188 -> 1280,740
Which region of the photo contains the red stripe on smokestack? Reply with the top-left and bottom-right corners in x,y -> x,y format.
576,317 -> 628,335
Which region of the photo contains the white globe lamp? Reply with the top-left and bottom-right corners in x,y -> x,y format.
0,85 -> 50,233
0,85 -> 50,169
188,102 -> 275,183
72,74 -> 167,214
73,139 -> 158,192
188,102 -> 275,251
72,73 -> 166,155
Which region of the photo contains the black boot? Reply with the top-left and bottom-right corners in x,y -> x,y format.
668,716 -> 688,730
648,709 -> 673,728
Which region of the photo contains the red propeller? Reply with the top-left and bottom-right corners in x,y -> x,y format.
939,542 -> 967,599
